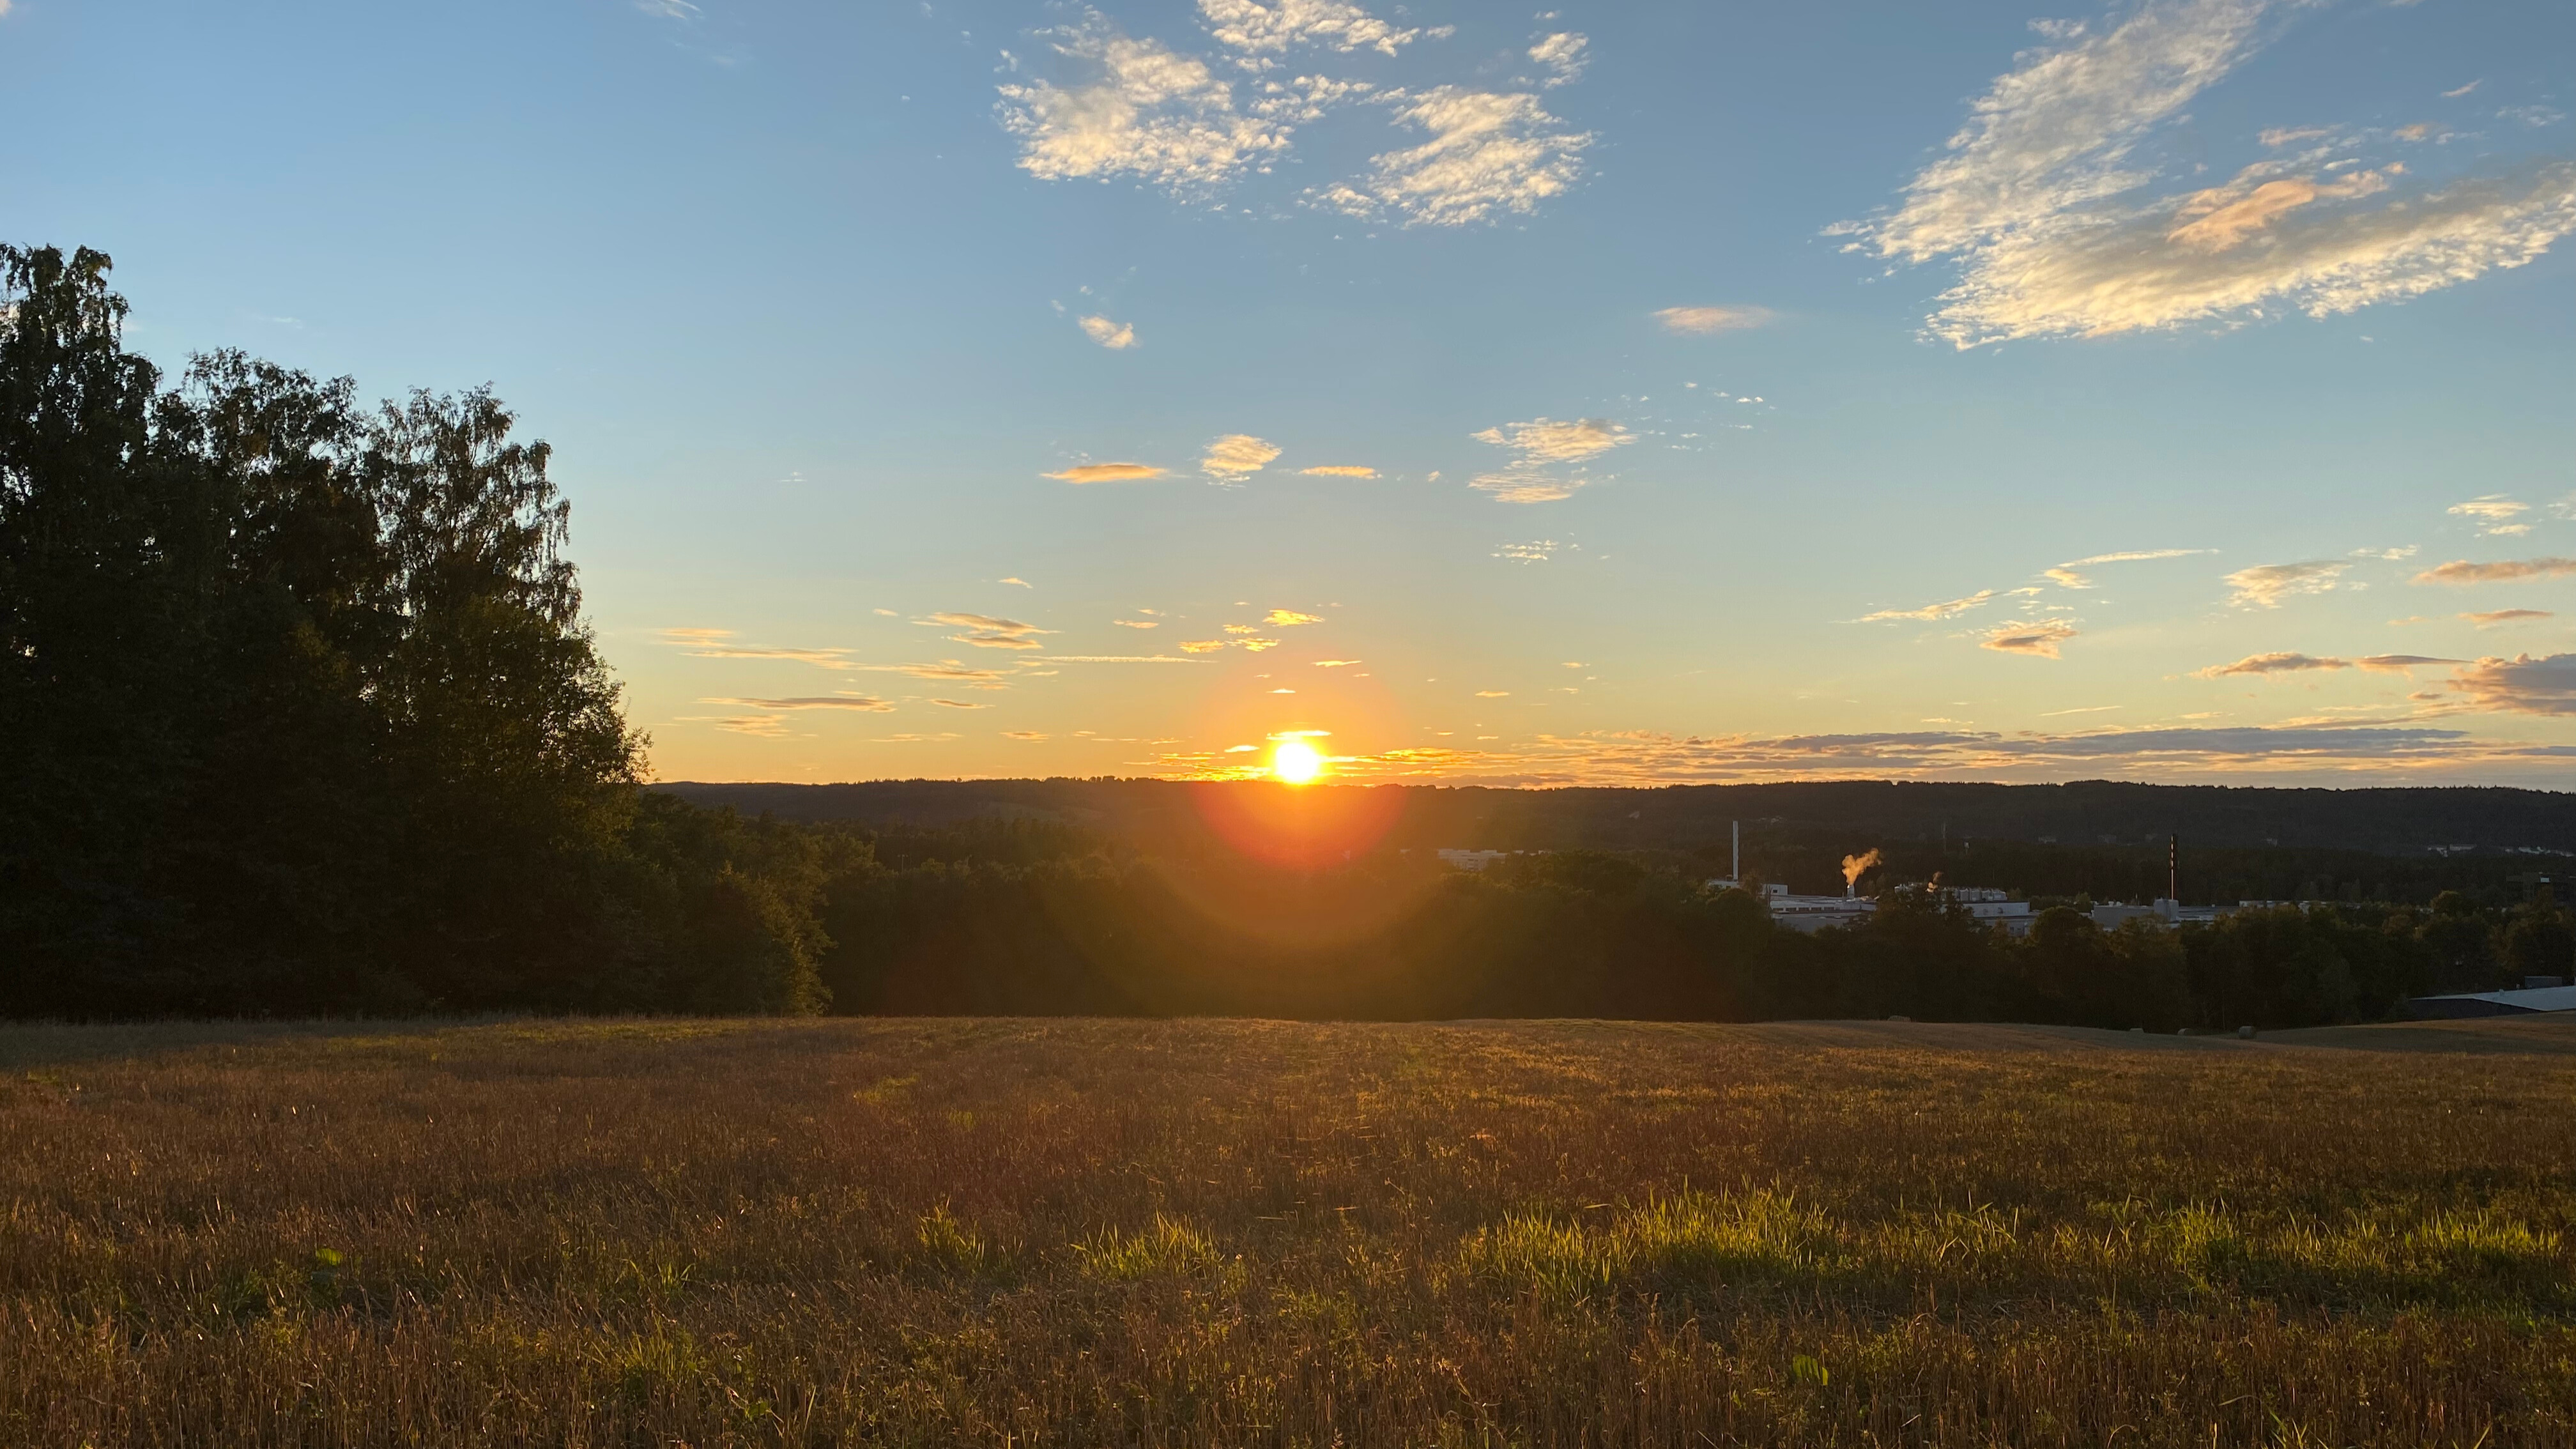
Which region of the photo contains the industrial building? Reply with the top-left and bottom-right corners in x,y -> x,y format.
2407,983 -> 2576,1019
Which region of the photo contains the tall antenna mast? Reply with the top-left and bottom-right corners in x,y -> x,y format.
2168,833 -> 2179,904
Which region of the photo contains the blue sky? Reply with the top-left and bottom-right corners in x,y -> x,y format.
8,0 -> 2573,785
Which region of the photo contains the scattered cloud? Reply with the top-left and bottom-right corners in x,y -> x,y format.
920,611 -> 1052,650
1847,0 -> 2576,345
1982,620 -> 2078,657
1178,639 -> 1229,653
2043,547 -> 2214,588
2415,557 -> 2576,586
1046,462 -> 1168,482
926,698 -> 988,709
1003,731 -> 1051,741
1115,618 -> 1160,629
2465,608 -> 2554,627
657,627 -> 736,644
998,21 -> 1289,194
1298,464 -> 1377,477
1042,655 -> 1208,663
1469,416 -> 1632,503
1653,305 -> 1773,335
1475,690 -> 1510,698
2445,653 -> 2576,716
2444,80 -> 2484,100
634,0 -> 700,19
711,716 -> 790,737
1199,0 -> 1425,58
1494,540 -> 1563,563
1078,314 -> 1138,348
700,694 -> 895,711
999,577 -> 1032,588
1237,638 -> 1281,652
1857,590 -> 1997,622
1314,88 -> 1590,227
1314,659 -> 1361,667
1475,417 -> 1632,464
2356,654 -> 2462,673
1262,609 -> 1324,626
2225,560 -> 2347,608
1201,433 -> 1282,479
2350,546 -> 2419,561
1528,31 -> 1588,88
2449,494 -> 2532,535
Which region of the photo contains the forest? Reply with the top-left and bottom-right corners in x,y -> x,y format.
3,244 -> 2569,1026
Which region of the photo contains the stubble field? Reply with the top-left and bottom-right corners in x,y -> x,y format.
3,1014 -> 2572,1446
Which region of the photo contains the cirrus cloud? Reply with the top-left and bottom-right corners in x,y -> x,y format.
1845,0 -> 2576,346
1314,88 -> 1590,227
2225,560 -> 2347,608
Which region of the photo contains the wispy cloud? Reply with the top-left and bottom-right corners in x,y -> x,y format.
657,627 -> 736,645
1314,88 -> 1590,227
2465,608 -> 2554,627
2195,651 -> 2459,678
1857,590 -> 1997,622
1653,305 -> 1772,335
2445,653 -> 2576,715
2225,560 -> 2347,608
1494,540 -> 1564,563
1046,462 -> 1167,483
2449,494 -> 2533,535
999,20 -> 1289,194
2195,651 -> 2347,677
926,698 -> 988,709
1114,618 -> 1159,629
1262,608 -> 1324,626
1201,433 -> 1281,479
1078,314 -> 1138,348
2415,556 -> 2576,585
1178,640 -> 1229,654
2044,547 -> 2214,588
1527,31 -> 1588,88
700,694 -> 894,711
1846,0 -> 2576,345
919,612 -> 1052,650
1199,0 -> 1425,59
1982,619 -> 2078,657
1298,464 -> 1377,477
678,643 -> 858,669
851,661 -> 1011,684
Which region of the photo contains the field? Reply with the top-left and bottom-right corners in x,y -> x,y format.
4,1016 -> 2572,1446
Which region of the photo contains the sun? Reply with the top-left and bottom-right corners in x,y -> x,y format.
1270,738 -> 1324,785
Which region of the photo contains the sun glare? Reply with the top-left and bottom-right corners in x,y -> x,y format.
1270,738 -> 1324,785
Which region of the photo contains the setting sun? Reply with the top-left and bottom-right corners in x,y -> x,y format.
1270,738 -> 1324,785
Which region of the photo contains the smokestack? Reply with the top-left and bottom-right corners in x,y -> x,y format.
1841,848 -> 1882,900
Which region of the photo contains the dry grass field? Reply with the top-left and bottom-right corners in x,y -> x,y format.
3,1015 -> 2572,1447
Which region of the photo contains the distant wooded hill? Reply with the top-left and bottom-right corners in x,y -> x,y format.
659,779 -> 2573,859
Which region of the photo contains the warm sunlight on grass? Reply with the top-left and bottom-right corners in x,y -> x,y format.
1270,737 -> 1324,784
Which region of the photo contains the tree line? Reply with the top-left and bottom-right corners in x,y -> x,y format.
4,245 -> 2568,1026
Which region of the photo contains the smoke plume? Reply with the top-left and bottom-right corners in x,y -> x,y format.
1841,849 -> 1883,892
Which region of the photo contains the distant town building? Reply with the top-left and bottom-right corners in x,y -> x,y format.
2407,984 -> 2576,1019
1436,849 -> 1512,872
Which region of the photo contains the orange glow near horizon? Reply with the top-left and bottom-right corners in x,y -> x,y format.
1271,737 -> 1324,785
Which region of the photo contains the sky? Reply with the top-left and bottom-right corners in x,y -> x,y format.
7,0 -> 2574,786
